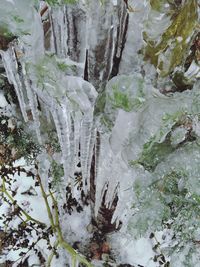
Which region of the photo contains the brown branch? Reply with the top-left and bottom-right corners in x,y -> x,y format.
40,4 -> 49,17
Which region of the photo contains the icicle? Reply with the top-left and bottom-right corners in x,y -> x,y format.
106,181 -> 119,210
61,5 -> 69,57
22,63 -> 42,144
48,7 -> 56,54
54,110 -> 69,176
119,0 -> 149,74
94,131 -> 101,182
51,102 -> 73,184
67,255 -> 73,267
67,255 -> 78,267
0,48 -> 28,121
43,105 -> 52,124
111,171 -> 134,225
87,1 -> 118,88
87,127 -> 96,179
94,130 -> 134,222
49,6 -> 68,57
73,111 -> 82,168
116,2 -> 128,58
94,135 -> 114,217
37,152 -> 51,191
80,110 -> 94,190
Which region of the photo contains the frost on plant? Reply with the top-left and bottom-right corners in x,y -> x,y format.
0,0 -> 200,266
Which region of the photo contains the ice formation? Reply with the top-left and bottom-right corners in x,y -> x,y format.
0,0 -> 143,218
0,0 -> 98,188
1,0 -> 200,265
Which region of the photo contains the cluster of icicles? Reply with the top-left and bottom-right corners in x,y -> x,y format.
0,0 -> 147,223
1,32 -> 97,195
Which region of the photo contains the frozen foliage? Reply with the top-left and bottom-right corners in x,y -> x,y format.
102,73 -> 200,261
0,0 -> 200,266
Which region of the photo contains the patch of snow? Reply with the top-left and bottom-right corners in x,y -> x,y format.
0,92 -> 8,108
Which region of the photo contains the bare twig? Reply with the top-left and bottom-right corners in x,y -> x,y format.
40,4 -> 49,17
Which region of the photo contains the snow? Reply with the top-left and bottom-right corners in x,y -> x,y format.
110,233 -> 157,267
10,159 -> 51,225
0,92 -> 8,108
0,0 -> 200,266
62,205 -> 92,244
0,159 -> 51,265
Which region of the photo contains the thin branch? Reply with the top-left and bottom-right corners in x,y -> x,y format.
46,239 -> 59,267
36,174 -> 56,232
40,4 -> 49,17
1,178 -> 45,226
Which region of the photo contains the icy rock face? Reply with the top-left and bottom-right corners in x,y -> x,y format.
102,73 -> 162,163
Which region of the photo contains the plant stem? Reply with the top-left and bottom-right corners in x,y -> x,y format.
36,174 -> 56,232
50,190 -> 93,267
35,170 -> 93,267
46,239 -> 59,267
1,177 -> 45,226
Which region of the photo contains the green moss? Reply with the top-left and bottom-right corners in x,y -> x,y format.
57,62 -> 76,73
94,91 -> 106,116
131,162 -> 200,247
150,0 -> 165,11
12,15 -> 24,23
63,0 -> 77,3
111,88 -> 133,112
109,84 -> 145,112
131,110 -> 196,171
134,138 -> 175,171
46,131 -> 61,152
0,25 -> 15,40
57,62 -> 69,72
144,0 -> 198,76
157,170 -> 187,195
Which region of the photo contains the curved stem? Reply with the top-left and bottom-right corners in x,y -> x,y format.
1,177 -> 45,226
